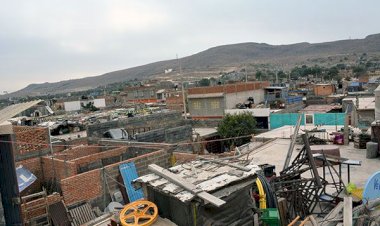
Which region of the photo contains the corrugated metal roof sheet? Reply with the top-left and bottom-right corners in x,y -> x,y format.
135,160 -> 260,203
0,100 -> 43,124
119,162 -> 144,202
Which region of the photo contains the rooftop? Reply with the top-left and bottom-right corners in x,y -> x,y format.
342,97 -> 375,110
300,104 -> 341,113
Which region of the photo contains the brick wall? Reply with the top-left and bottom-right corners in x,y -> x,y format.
54,145 -> 101,161
13,126 -> 49,156
16,157 -> 42,194
41,157 -> 76,181
166,94 -> 183,112
188,81 -> 270,95
61,170 -> 102,206
60,149 -> 170,206
87,111 -> 184,137
21,193 -> 62,222
72,147 -> 127,168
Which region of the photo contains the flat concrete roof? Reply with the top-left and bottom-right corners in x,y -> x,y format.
255,125 -> 344,139
193,128 -> 218,137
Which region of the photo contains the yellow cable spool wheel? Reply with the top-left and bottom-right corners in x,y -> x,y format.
119,200 -> 158,226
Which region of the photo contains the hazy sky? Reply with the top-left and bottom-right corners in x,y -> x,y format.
1,0 -> 380,93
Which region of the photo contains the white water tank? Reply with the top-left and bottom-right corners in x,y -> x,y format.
375,85 -> 380,120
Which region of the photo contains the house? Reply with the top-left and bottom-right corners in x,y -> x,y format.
347,82 -> 364,92
344,96 -> 376,128
187,82 -> 269,119
264,86 -> 303,109
225,108 -> 271,129
121,86 -> 157,103
313,83 -> 336,96
0,99 -> 53,126
63,97 -> 106,112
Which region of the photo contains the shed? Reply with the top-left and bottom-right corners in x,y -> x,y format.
134,160 -> 261,226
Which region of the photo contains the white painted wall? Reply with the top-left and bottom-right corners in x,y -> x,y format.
93,99 -> 106,108
225,89 -> 265,109
64,101 -> 81,112
225,108 -> 270,117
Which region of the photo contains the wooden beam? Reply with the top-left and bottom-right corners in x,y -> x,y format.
343,196 -> 352,226
148,164 -> 226,207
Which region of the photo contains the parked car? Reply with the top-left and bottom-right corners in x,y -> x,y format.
103,128 -> 129,140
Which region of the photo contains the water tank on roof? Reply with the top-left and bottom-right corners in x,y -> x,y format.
375,85 -> 380,120
366,142 -> 378,159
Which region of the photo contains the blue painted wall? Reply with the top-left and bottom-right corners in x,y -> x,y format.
270,113 -> 346,129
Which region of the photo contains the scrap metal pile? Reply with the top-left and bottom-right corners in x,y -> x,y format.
271,134 -> 324,219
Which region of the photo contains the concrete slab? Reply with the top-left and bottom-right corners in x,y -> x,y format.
193,127 -> 217,137
255,125 -> 344,139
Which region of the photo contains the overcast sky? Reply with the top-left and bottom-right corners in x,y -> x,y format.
1,0 -> 380,93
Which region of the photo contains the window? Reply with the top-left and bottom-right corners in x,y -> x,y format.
210,100 -> 220,109
192,101 -> 201,109
305,114 -> 314,124
134,91 -> 138,98
150,90 -> 155,97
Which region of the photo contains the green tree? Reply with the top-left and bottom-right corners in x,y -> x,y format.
198,78 -> 210,87
217,112 -> 256,148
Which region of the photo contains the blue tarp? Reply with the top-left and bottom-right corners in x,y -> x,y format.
16,165 -> 37,192
119,162 -> 144,202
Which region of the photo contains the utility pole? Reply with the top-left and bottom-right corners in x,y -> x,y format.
245,65 -> 248,83
177,55 -> 187,119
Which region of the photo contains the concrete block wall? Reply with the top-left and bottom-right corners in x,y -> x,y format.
135,125 -> 192,143
87,111 -> 184,138
60,149 -> 170,206
186,119 -> 221,128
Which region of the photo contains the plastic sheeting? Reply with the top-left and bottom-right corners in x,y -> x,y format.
16,165 -> 37,192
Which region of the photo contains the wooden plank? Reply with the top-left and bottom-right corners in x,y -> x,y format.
321,202 -> 344,226
148,164 -> 226,207
343,196 -> 352,226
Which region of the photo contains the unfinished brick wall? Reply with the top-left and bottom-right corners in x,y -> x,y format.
188,81 -> 270,95
61,169 -> 103,205
21,193 -> 62,222
16,157 -> 43,194
72,147 -> 127,168
60,149 -> 170,206
54,145 -> 101,161
41,157 -> 76,181
13,126 -> 49,156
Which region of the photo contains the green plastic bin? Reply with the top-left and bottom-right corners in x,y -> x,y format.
260,208 -> 280,226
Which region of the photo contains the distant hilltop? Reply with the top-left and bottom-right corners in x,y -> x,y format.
4,33 -> 380,98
